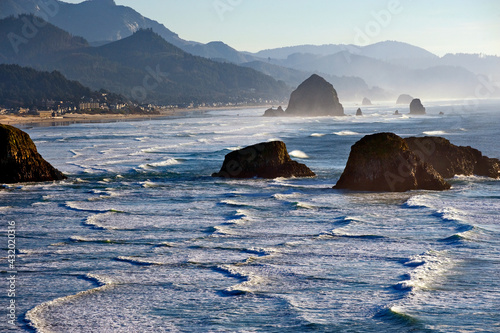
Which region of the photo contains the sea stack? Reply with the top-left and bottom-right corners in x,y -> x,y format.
263,106 -> 285,117
362,97 -> 372,106
405,136 -> 500,179
409,99 -> 426,115
212,141 -> 315,179
356,108 -> 363,116
285,74 -> 344,117
0,124 -> 66,183
396,94 -> 414,105
334,133 -> 450,192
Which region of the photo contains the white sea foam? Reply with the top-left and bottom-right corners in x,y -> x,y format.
423,130 -> 447,135
310,133 -> 326,137
333,130 -> 360,136
138,158 -> 180,170
289,150 -> 310,159
404,195 -> 434,209
394,250 -> 453,292
218,264 -> 266,294
25,273 -> 116,332
116,256 -> 163,266
84,212 -> 119,230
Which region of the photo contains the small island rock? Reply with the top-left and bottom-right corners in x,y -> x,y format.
356,108 -> 363,116
409,99 -> 426,115
285,74 -> 344,117
396,94 -> 414,105
394,110 -> 400,116
0,124 -> 66,184
362,97 -> 372,106
212,141 -> 315,179
263,106 -> 285,117
405,136 -> 500,179
334,133 -> 450,192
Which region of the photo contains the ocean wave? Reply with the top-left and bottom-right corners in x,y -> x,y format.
422,130 -> 447,136
433,207 -> 467,223
226,209 -> 251,223
25,273 -> 115,332
115,256 -> 163,266
310,133 -> 326,137
319,229 -> 385,240
138,158 -> 180,170
216,264 -> 265,295
69,236 -> 116,244
289,150 -> 310,159
84,211 -> 121,230
403,195 -> 434,209
219,199 -> 251,207
293,201 -> 316,210
333,130 -> 360,136
394,250 -> 453,292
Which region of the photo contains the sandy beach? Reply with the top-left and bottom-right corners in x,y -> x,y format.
0,105 -> 269,127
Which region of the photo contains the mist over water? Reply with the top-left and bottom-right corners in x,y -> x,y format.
1,102 -> 499,332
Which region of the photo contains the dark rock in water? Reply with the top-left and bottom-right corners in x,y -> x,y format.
334,133 -> 450,192
212,141 -> 315,179
362,97 -> 372,106
356,108 -> 363,116
394,110 -> 400,116
405,136 -> 500,179
0,124 -> 66,184
396,94 -> 413,104
286,74 -> 344,117
409,98 -> 426,115
263,106 -> 285,117
439,112 -> 445,115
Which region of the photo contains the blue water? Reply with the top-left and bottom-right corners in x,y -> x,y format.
1,101 -> 499,332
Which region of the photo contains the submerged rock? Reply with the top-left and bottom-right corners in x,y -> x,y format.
405,136 -> 500,179
212,141 -> 315,179
334,133 -> 450,192
0,124 -> 66,183
285,74 -> 344,117
396,94 -> 413,105
356,108 -> 363,116
409,98 -> 426,115
263,106 -> 285,117
362,97 -> 372,106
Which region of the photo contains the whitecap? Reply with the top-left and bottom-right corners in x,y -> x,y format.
217,264 -> 266,294
333,130 -> 360,136
138,158 -> 180,170
116,256 -> 163,266
84,212 -> 120,230
289,150 -> 309,159
310,133 -> 326,137
25,273 -> 116,332
404,195 -> 434,209
422,130 -> 448,135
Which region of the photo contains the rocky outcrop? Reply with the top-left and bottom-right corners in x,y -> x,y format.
394,110 -> 400,116
263,106 -> 285,117
356,108 -> 363,116
409,99 -> 426,115
0,124 -> 66,183
212,141 -> 315,179
334,133 -> 450,192
362,97 -> 372,106
405,136 -> 500,179
285,74 -> 344,117
396,94 -> 413,105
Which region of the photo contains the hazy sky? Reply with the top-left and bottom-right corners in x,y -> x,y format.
63,0 -> 500,56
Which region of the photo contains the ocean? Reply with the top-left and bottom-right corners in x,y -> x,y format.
1,101 -> 499,332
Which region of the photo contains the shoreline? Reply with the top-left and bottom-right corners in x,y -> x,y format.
0,105 -> 270,127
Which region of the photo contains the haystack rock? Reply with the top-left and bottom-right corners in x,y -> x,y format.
0,124 -> 66,183
285,74 -> 344,117
409,99 -> 426,115
263,106 -> 285,117
405,136 -> 500,179
362,97 -> 372,106
356,108 -> 363,116
212,141 -> 315,179
396,94 -> 413,105
334,133 -> 450,192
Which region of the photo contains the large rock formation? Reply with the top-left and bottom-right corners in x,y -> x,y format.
0,124 -> 66,183
405,136 -> 500,179
356,108 -> 363,116
263,106 -> 285,117
362,97 -> 372,106
285,74 -> 344,117
409,99 -> 426,115
212,141 -> 315,179
396,94 -> 413,105
334,133 -> 450,192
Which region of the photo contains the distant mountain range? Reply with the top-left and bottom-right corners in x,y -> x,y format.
1,0 -> 499,102
0,15 -> 288,105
